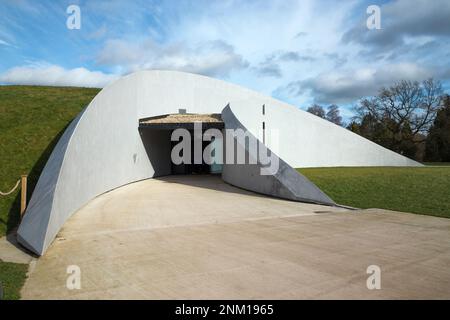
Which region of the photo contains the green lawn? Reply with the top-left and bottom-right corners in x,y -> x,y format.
299,167 -> 450,218
0,260 -> 28,300
0,85 -> 100,237
423,162 -> 450,166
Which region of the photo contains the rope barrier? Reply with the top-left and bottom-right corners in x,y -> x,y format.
0,179 -> 21,196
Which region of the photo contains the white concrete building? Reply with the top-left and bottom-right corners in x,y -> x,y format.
17,70 -> 421,255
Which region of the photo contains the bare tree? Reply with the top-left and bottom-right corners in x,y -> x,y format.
307,104 -> 325,118
326,104 -> 343,126
354,78 -> 443,143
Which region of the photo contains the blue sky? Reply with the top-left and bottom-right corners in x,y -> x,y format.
1,0 -> 450,119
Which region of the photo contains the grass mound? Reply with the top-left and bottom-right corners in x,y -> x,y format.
0,85 -> 100,237
0,260 -> 28,300
299,167 -> 450,218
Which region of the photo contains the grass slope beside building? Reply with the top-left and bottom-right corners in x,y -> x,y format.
0,86 -> 100,237
299,167 -> 450,218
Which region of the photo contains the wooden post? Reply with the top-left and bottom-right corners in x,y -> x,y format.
20,175 -> 27,217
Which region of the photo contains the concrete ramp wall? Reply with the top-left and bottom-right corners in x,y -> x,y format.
221,105 -> 335,206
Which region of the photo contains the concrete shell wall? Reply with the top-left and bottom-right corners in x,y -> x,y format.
17,70 -> 421,255
221,105 -> 335,206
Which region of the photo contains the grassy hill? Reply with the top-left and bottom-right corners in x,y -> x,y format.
0,86 -> 100,237
299,167 -> 450,218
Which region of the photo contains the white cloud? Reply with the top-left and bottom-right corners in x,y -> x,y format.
96,38 -> 248,77
277,63 -> 433,104
87,25 -> 108,40
2,0 -> 448,111
0,39 -> 16,48
342,0 -> 450,53
87,0 -> 358,98
0,64 -> 118,87
253,51 -> 316,78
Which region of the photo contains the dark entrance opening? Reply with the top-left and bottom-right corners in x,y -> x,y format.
170,130 -> 212,175
139,113 -> 224,176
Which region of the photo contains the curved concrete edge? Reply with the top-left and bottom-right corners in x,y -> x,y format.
17,110 -> 86,255
221,105 -> 335,206
226,98 -> 422,168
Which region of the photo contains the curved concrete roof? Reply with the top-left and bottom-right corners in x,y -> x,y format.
17,70 -> 421,255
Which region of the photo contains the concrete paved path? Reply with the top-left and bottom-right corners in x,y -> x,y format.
21,175 -> 450,299
0,234 -> 34,264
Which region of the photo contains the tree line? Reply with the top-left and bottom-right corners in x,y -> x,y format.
306,78 -> 450,162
